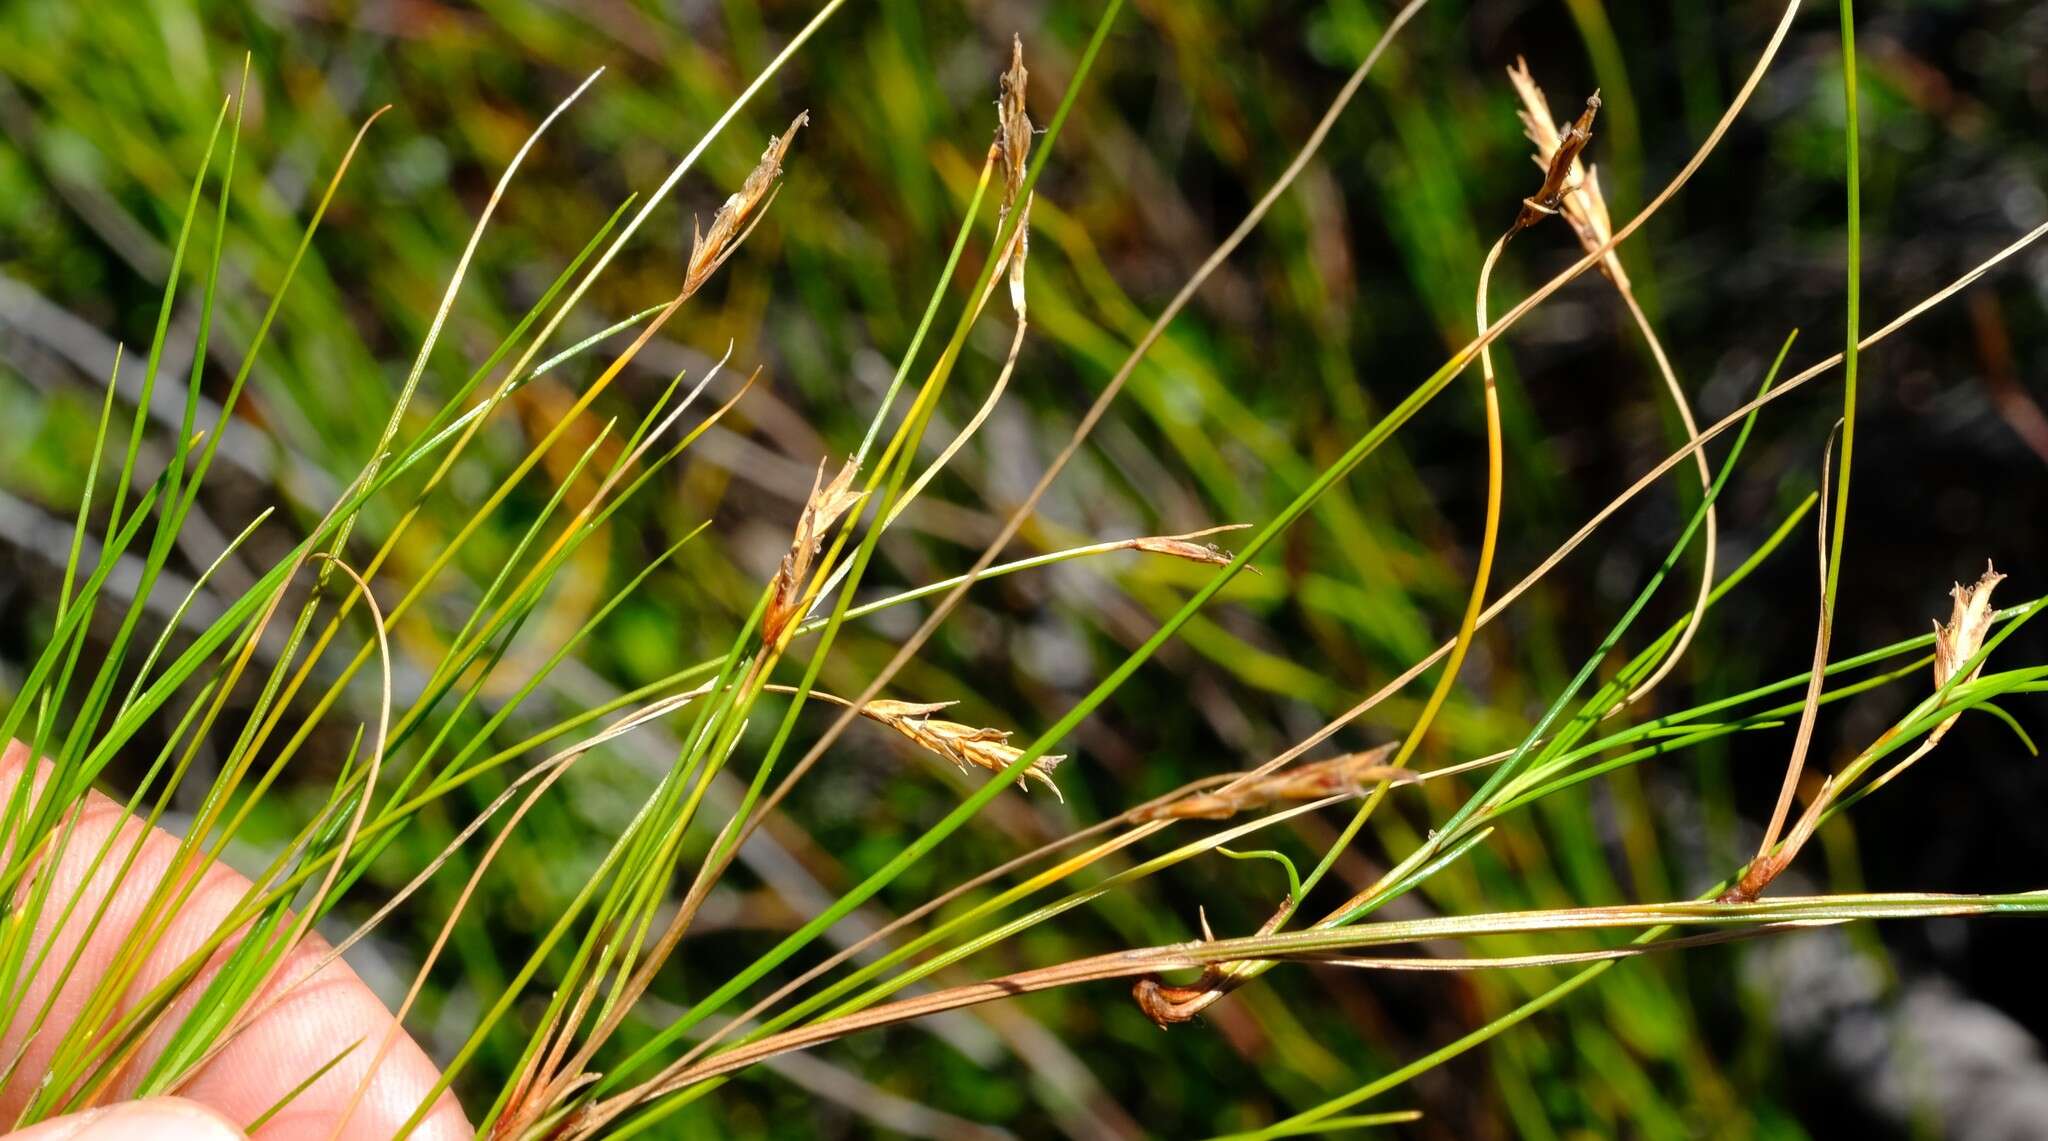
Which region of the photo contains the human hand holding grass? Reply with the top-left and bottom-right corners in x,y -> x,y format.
0,742 -> 469,1140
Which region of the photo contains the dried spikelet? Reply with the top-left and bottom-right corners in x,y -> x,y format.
1135,743 -> 1411,822
1133,901 -> 1290,1027
1131,973 -> 1211,1028
685,111 -> 808,297
763,458 -> 864,649
1116,524 -> 1261,573
994,35 -> 1033,316
1126,536 -> 1235,567
1505,59 -> 1606,261
996,36 -> 1032,209
1930,562 -> 2005,744
859,698 -> 1066,801
1506,59 -> 1620,284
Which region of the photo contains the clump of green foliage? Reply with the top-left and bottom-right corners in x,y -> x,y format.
2,0 -> 2046,1136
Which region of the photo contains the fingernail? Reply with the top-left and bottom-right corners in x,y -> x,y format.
11,1098 -> 245,1141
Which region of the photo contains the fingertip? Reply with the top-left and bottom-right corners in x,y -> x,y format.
5,1097 -> 246,1140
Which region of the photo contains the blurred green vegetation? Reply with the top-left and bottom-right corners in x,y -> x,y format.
2,1 -> 2046,1137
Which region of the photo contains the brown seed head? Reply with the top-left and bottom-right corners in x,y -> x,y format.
997,35 -> 1033,207
1136,743 -> 1411,822
1127,536 -> 1233,567
1505,61 -> 1606,258
763,458 -> 863,649
1934,562 -> 2006,692
686,111 -> 808,297
859,698 -> 1066,800
1506,60 -> 1622,284
1923,561 -> 2009,745
994,36 -> 1035,317
1132,899 -> 1291,1028
1116,524 -> 1260,573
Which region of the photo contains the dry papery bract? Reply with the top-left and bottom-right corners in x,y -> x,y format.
996,33 -> 1032,214
995,33 -> 1033,312
1136,742 -> 1410,821
725,686 -> 1068,801
686,111 -> 808,298
1132,900 -> 1293,1028
1506,58 -> 1619,281
1888,561 -> 2008,763
762,457 -> 864,650
1123,530 -> 1260,572
859,699 -> 1067,801
1931,562 -> 2006,745
1864,562 -> 2011,782
1507,67 -> 1600,241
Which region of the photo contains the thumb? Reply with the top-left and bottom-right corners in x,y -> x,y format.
1,1099 -> 246,1140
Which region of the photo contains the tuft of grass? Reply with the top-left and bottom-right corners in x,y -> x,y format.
0,1 -> 2043,1137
